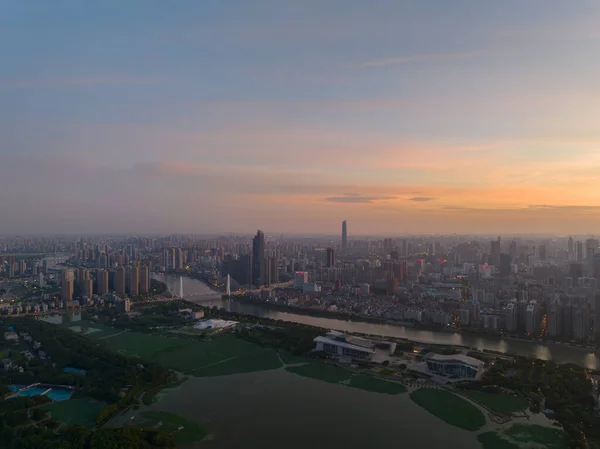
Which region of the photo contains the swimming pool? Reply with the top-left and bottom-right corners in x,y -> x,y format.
7,385 -> 73,401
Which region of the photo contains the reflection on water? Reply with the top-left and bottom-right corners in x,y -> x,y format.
155,273 -> 600,369
533,346 -> 551,361
585,353 -> 597,370
156,370 -> 482,449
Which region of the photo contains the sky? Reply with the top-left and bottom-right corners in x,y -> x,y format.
2,0 -> 600,235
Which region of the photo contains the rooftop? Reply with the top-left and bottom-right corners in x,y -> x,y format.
314,336 -> 375,354
425,353 -> 485,368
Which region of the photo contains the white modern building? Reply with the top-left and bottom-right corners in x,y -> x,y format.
425,353 -> 485,379
194,319 -> 238,332
313,331 -> 396,361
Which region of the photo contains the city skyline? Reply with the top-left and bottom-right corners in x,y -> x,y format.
3,1 -> 600,234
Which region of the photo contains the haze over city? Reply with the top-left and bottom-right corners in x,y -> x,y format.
3,1 -> 600,234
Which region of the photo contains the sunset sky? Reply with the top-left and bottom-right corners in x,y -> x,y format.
2,1 -> 600,235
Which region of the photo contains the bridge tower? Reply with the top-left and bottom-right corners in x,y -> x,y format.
226,275 -> 231,297
179,276 -> 184,298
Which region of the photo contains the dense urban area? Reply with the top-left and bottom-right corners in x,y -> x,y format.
2,225 -> 600,346
2,229 -> 600,447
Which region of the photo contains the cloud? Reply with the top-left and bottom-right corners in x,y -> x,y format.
409,196 -> 435,202
325,194 -> 395,204
353,52 -> 476,68
439,204 -> 600,214
0,76 -> 165,88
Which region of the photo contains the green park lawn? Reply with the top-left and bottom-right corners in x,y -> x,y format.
348,374 -> 407,395
478,424 -> 565,449
278,350 -> 312,365
410,388 -> 486,431
461,390 -> 527,415
140,411 -> 207,445
98,332 -> 282,376
42,398 -> 106,426
286,362 -> 353,383
67,320 -> 126,340
477,431 -> 520,449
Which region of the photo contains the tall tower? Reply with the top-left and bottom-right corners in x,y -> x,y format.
97,270 -> 109,296
127,265 -> 140,297
326,247 -> 335,267
60,268 -> 74,302
568,236 -> 574,258
341,220 -> 347,255
139,265 -> 150,295
179,276 -> 184,298
226,274 -> 231,297
252,230 -> 266,287
115,266 -> 126,297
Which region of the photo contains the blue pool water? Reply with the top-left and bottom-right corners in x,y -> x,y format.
7,385 -> 73,401
47,389 -> 73,401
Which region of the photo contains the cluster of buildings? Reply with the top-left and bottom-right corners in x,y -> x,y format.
312,330 -> 484,381
7,229 -> 600,346
58,265 -> 150,303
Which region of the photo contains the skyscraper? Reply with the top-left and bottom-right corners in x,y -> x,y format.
115,266 -> 126,297
490,237 -> 501,266
97,269 -> 109,296
127,265 -> 139,297
61,268 -> 74,302
139,265 -> 150,295
341,220 -> 347,255
568,236 -> 574,258
252,230 -> 266,287
326,247 -> 335,267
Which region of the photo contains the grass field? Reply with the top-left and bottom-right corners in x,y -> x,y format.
42,397 -> 105,426
348,374 -> 407,395
478,424 -> 565,449
410,389 -> 486,431
477,432 -> 520,449
140,411 -> 207,445
286,362 -> 353,383
461,390 -> 527,415
279,351 -> 312,365
504,424 -> 565,448
67,320 -> 124,340
98,332 -> 282,377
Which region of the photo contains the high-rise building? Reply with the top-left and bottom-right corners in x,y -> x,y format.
127,265 -> 140,296
269,257 -> 278,284
139,265 -> 150,295
81,278 -> 93,298
97,270 -> 109,296
505,301 -> 518,332
568,236 -> 574,259
573,302 -> 589,342
294,271 -> 309,289
525,301 -> 540,335
538,244 -> 547,261
576,241 -> 584,262
490,237 -> 501,266
176,248 -> 184,270
230,254 -> 252,286
252,230 -> 266,287
499,253 -> 512,277
115,266 -> 126,297
547,298 -> 563,338
326,247 -> 335,268
509,240 -> 517,259
61,268 -> 74,302
341,221 -> 348,255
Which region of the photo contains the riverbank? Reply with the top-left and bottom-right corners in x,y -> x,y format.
154,273 -> 600,369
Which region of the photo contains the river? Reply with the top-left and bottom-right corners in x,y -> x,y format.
153,273 -> 600,370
